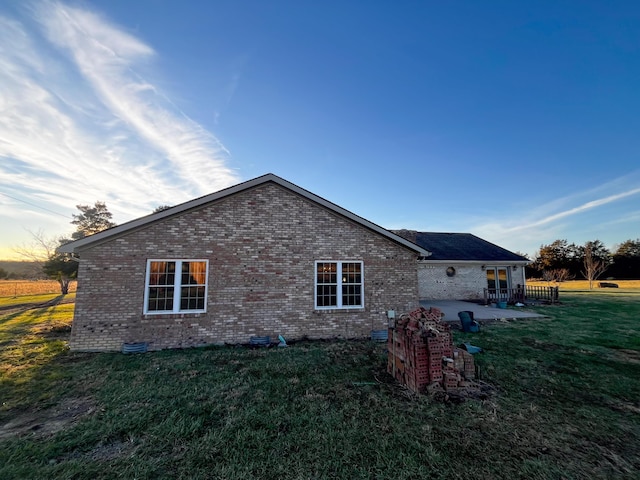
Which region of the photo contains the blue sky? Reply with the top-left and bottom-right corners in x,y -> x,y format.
1,0 -> 639,260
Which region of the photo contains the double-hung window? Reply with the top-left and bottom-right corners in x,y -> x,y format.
144,260 -> 208,314
315,261 -> 364,309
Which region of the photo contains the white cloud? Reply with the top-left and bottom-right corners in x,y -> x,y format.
464,174 -> 640,255
0,0 -> 240,243
501,187 -> 640,233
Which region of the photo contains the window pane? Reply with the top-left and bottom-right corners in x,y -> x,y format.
180,286 -> 205,310
316,285 -> 337,307
341,262 -> 362,284
342,284 -> 362,306
317,262 -> 337,284
147,286 -> 174,311
498,268 -> 508,289
341,263 -> 362,306
316,263 -> 338,307
182,261 -> 206,285
486,270 -> 496,289
149,261 -> 175,286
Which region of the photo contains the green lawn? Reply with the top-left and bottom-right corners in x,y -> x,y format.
1,293 -> 639,479
0,292 -> 75,309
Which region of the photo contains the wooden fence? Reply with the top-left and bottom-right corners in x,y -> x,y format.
484,285 -> 559,305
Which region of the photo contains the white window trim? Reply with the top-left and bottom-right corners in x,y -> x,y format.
314,260 -> 365,310
143,259 -> 209,315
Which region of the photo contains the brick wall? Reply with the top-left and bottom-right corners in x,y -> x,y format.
418,262 -> 526,300
418,263 -> 485,300
70,183 -> 420,351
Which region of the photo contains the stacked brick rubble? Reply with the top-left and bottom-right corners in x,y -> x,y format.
387,306 -> 476,394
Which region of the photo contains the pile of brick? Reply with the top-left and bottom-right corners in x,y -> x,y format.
387,306 -> 476,394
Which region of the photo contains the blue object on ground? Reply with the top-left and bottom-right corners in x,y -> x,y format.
461,342 -> 483,354
370,329 -> 388,342
250,336 -> 270,346
278,335 -> 288,347
458,311 -> 481,333
122,342 -> 148,354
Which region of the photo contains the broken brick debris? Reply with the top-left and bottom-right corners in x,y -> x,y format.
387,306 -> 476,395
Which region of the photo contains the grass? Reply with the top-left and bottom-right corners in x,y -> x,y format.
1,293 -> 639,479
0,293 -> 76,309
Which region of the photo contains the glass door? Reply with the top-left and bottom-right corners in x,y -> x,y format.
497,267 -> 509,299
486,269 -> 496,290
486,267 -> 510,300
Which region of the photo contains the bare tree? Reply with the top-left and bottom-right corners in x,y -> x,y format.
542,268 -> 573,285
582,242 -> 609,290
12,229 -> 58,279
12,203 -> 116,294
13,229 -> 77,292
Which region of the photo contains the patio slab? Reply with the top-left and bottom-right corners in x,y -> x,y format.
419,300 -> 547,323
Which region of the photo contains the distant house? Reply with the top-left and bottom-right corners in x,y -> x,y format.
393,231 -> 529,302
59,174 -> 429,352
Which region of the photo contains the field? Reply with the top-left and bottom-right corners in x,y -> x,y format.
527,279 -> 640,290
0,292 -> 639,479
0,280 -> 77,297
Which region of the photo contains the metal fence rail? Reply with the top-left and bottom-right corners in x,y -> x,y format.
484,285 -> 559,305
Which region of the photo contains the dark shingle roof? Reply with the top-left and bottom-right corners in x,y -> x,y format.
392,231 -> 528,262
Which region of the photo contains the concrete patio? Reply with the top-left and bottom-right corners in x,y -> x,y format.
419,300 -> 547,323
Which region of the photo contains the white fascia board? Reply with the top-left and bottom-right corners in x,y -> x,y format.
419,259 -> 530,265
278,177 -> 431,256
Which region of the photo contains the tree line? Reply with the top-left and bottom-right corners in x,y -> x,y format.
526,239 -> 640,285
0,266 -> 22,280
15,204 -> 639,293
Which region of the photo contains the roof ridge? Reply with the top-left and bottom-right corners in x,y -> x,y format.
59,174 -> 431,257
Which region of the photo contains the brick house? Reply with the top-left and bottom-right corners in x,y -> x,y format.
393,231 -> 529,302
59,174 -> 430,352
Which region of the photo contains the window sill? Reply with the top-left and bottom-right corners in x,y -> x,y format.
313,307 -> 365,314
143,311 -> 205,318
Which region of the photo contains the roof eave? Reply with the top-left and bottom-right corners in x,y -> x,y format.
419,259 -> 530,264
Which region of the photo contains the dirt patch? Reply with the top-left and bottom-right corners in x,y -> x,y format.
32,322 -> 72,338
85,439 -> 134,461
0,396 -> 96,440
51,439 -> 135,464
616,349 -> 640,364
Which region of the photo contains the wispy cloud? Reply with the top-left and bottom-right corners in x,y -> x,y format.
0,1 -> 240,227
504,186 -> 640,232
467,172 -> 640,254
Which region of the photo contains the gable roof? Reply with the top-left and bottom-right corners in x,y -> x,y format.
392,231 -> 528,263
59,173 -> 431,256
